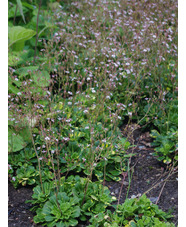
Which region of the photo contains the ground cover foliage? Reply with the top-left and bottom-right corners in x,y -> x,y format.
8,0 -> 177,226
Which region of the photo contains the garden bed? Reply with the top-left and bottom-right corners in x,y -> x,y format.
8,0 -> 178,226
8,128 -> 178,226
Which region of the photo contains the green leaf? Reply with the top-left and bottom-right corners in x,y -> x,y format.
91,195 -> 99,201
18,126 -> 32,143
8,3 -> 28,19
56,222 -> 66,227
16,0 -> 26,23
8,51 -> 22,66
94,170 -> 103,178
109,170 -> 121,176
45,214 -> 55,222
8,128 -> 27,152
68,219 -> 78,226
8,26 -> 36,51
106,173 -> 120,181
21,2 -> 35,10
48,2 -> 61,10
33,70 -> 50,87
114,156 -> 122,162
8,81 -> 20,94
71,206 -> 81,218
16,66 -> 39,77
33,208 -> 45,223
43,201 -> 52,216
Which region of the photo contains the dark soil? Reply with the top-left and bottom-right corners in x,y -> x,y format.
105,126 -> 178,226
8,126 -> 178,226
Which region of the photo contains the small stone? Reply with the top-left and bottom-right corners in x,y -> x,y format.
131,195 -> 136,199
149,197 -> 158,203
136,193 -> 142,198
119,180 -> 129,186
138,145 -> 145,149
115,188 -> 119,194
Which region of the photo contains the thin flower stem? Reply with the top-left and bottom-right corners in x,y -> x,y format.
156,181 -> 167,205
117,171 -> 128,206
31,133 -> 43,192
33,0 -> 42,65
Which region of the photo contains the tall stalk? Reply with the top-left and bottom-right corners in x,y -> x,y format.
33,0 -> 42,65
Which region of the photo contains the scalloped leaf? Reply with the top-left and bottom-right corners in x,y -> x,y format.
8,26 -> 36,51
8,128 -> 27,152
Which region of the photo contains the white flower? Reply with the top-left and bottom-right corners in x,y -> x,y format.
83,110 -> 89,114
12,177 -> 16,181
68,102 -> 72,105
85,126 -> 89,129
17,92 -> 22,96
91,89 -> 96,93
45,136 -> 50,141
126,69 -> 131,74
63,137 -> 69,141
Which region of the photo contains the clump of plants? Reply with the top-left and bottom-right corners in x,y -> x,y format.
27,177 -> 174,226
26,175 -> 116,226
8,0 -> 177,226
89,195 -> 174,227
